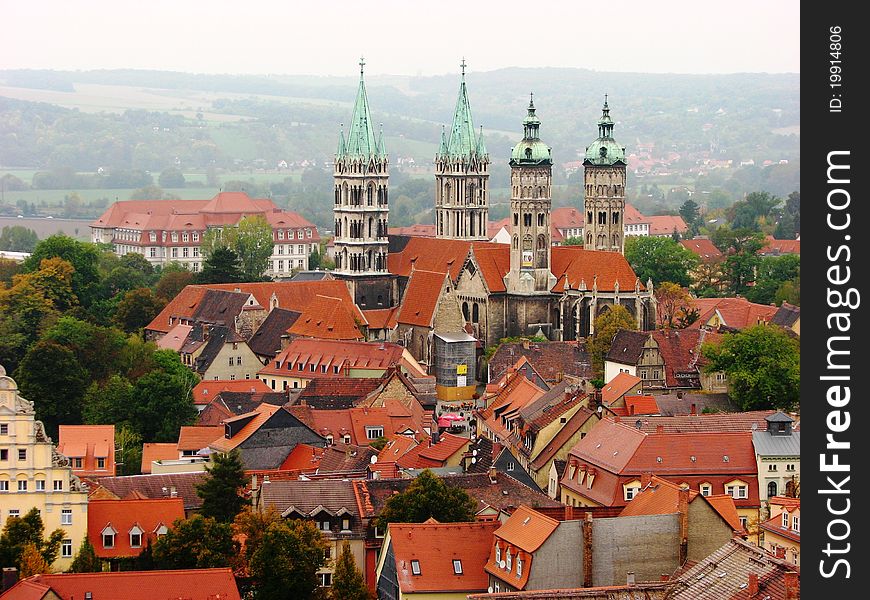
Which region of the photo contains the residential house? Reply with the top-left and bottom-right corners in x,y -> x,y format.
140,443 -> 178,474
619,474 -> 743,562
530,407 -> 599,497
257,339 -> 426,391
361,306 -> 399,342
177,426 -> 223,457
680,237 -> 723,263
759,496 -> 800,567
559,418 -> 761,541
487,341 -> 593,385
246,307 -> 302,363
668,538 -> 799,599
208,404 -> 327,470
196,389 -> 286,426
623,204 -> 688,238
192,378 -> 273,411
254,479 -> 366,589
0,368 -> 88,571
85,472 -> 206,517
375,520 -> 500,600
759,236 -> 800,256
287,402 -> 430,447
477,371 -> 547,445
182,324 -> 260,382
91,190 -> 319,276
771,302 -> 800,336
1,568 -> 241,600
650,392 -> 738,416
631,410 -> 785,434
57,425 -> 116,478
689,297 -> 778,331
394,433 -> 470,470
753,412 -> 800,506
551,207 -> 585,241
87,498 -> 185,565
600,372 -> 642,409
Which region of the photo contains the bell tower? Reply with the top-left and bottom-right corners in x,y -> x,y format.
505,94 -> 556,294
583,95 -> 627,253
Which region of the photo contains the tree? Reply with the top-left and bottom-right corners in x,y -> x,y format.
152,515 -> 238,569
23,235 -> 101,307
114,288 -> 165,332
249,520 -> 328,600
101,266 -> 148,298
562,236 -> 584,247
0,225 -> 39,252
197,246 -> 244,284
14,340 -> 89,437
678,199 -> 701,236
83,375 -> 135,429
158,167 -> 186,188
155,269 -> 195,301
233,506 -> 283,567
0,508 -> 65,571
624,236 -> 698,288
42,316 -> 127,382
655,282 -> 698,329
200,226 -> 238,260
21,257 -> 79,312
710,227 -> 765,296
701,325 -> 800,411
235,215 -> 274,280
729,191 -> 780,231
331,541 -> 370,600
197,449 -> 251,523
118,252 -> 155,277
376,470 -> 477,528
69,538 -> 102,573
744,254 -> 800,306
130,350 -> 198,442
19,543 -> 51,577
587,305 -> 637,379
115,424 -> 144,476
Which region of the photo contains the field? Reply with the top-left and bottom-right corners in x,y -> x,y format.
0,216 -> 92,240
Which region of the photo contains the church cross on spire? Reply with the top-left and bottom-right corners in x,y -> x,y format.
460,58 -> 467,77
359,56 -> 366,77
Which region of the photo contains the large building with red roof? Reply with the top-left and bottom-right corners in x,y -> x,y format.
87,498 -> 185,562
91,191 -> 319,277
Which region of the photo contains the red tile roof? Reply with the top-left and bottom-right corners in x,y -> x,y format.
9,569 -> 241,600
760,236 -> 800,255
705,493 -> 745,534
651,328 -> 722,388
551,207 -> 585,231
376,435 -> 419,464
632,410 -> 780,433
87,498 -> 185,558
472,244 -> 512,293
396,270 -> 450,327
681,238 -> 723,262
278,443 -> 324,471
259,338 -> 421,379
210,404 -> 282,453
623,203 -> 646,226
396,434 -> 469,469
288,405 -> 428,447
287,294 -> 364,340
759,513 -> 801,543
192,379 -> 272,405
491,505 -> 560,553
387,521 -> 500,594
362,307 -> 399,330
140,443 -> 178,474
156,323 -> 193,352
648,215 -> 688,236
57,425 -> 115,477
624,395 -> 659,416
769,496 -> 801,511
177,426 -> 223,452
691,297 -> 777,330
388,236 -> 474,281
388,224 -> 437,237
551,246 -> 642,292
601,372 -> 642,405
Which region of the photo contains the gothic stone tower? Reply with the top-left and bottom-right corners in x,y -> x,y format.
435,60 -> 490,240
333,58 -> 394,309
505,95 -> 556,294
583,96 -> 627,253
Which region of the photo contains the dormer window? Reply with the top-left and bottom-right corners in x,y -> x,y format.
516,555 -> 523,578
699,483 -> 712,497
411,559 -> 421,575
495,543 -> 501,563
155,524 -> 168,537
341,518 -> 350,532
506,549 -> 512,571
792,515 -> 800,532
101,525 -> 117,549
130,525 -> 144,548
781,511 -> 789,528
278,229 -> 285,240
343,434 -> 352,444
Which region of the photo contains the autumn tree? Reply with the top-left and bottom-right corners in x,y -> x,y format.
69,538 -> 102,573
249,520 -> 328,600
624,236 -> 698,288
701,325 -> 799,411
233,506 -> 283,568
19,543 -> 51,577
655,282 -> 698,329
0,508 -> 65,572
197,449 -> 251,523
587,304 -> 637,379
152,515 -> 238,569
155,269 -> 195,301
22,235 -> 101,306
331,541 -> 371,600
114,288 -> 165,332
376,470 -> 477,528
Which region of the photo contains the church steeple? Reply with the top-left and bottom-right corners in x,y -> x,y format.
583,95 -> 627,253
341,57 -> 385,159
434,59 -> 490,241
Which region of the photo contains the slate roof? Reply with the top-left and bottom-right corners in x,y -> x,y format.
91,472 -> 207,511
288,270 -> 334,282
258,479 -> 365,537
87,498 -> 185,558
387,521 -> 500,594
489,342 -> 592,383
670,538 -> 799,599
653,393 -> 738,416
752,431 -> 801,457
246,308 -> 301,358
605,330 -> 648,365
771,302 -> 800,328
191,289 -> 252,326
295,377 -> 384,409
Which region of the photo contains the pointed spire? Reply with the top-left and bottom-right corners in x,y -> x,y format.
341,56 -> 382,158
476,125 -> 487,155
523,91 -> 541,140
598,93 -> 614,139
377,122 -> 387,156
337,123 -> 346,156
438,125 -> 449,156
441,59 -> 485,159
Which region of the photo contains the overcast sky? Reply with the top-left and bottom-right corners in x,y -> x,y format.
2,0 -> 799,76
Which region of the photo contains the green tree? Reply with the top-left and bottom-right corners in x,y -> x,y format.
130,350 -> 198,442
0,226 -> 39,252
624,236 -> 698,288
678,199 -> 701,236
744,254 -> 800,306
375,470 -> 477,528
116,424 -> 144,476
701,325 -> 799,411
0,508 -> 65,571
200,227 -> 238,260
587,304 -> 637,379
250,520 -> 328,600
119,252 -> 155,277
235,215 -> 274,280
69,538 -> 102,573
197,449 -> 251,523
562,236 -> 584,247
114,288 -> 165,332
158,167 -> 186,188
197,246 -> 244,284
155,269 -> 195,301
23,235 -> 101,307
774,276 -> 800,306
729,191 -> 780,230
42,316 -> 127,383
14,340 -> 89,437
152,515 -> 238,569
331,541 -> 371,600
83,375 -> 135,429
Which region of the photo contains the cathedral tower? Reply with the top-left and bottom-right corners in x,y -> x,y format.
333,58 -> 390,276
505,94 -> 556,294
583,95 -> 627,253
435,60 -> 490,240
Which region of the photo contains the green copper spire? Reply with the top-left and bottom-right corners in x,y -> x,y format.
476,125 -> 487,155
376,123 -> 386,156
337,123 -> 346,156
441,59 -> 486,160
584,94 -> 626,166
341,57 -> 385,158
510,92 -> 551,166
438,125 -> 449,155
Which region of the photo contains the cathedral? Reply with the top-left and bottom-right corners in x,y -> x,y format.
332,60 -> 655,360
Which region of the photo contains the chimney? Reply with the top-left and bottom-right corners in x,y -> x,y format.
784,572 -> 799,599
170,486 -> 177,498
2,568 -> 18,591
655,424 -> 664,434
582,513 -> 593,587
660,574 -> 670,582
488,466 -> 497,484
629,404 -> 635,416
564,504 -> 575,521
690,402 -> 697,415
641,472 -> 653,488
251,474 -> 258,489
678,485 -> 689,565
747,573 -> 759,596
626,572 -> 636,586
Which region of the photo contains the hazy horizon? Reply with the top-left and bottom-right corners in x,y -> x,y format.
3,1 -> 799,77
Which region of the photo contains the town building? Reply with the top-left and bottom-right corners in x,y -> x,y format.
0,367 -> 88,571
759,496 -> 800,566
90,191 -> 319,276
487,340 -> 592,385
57,425 -> 116,478
86,472 -> 206,517
87,498 -> 185,565
771,302 -> 800,336
583,97 -> 626,253
689,297 -> 778,331
550,207 -> 585,242
752,412 -> 800,505
623,204 -> 688,239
